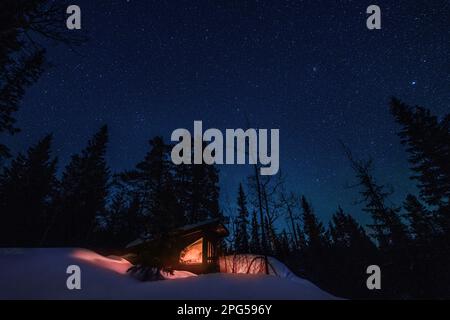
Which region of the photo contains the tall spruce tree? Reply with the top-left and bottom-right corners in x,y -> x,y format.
295,223 -> 307,253
301,196 -> 326,250
328,207 -> 378,299
172,140 -> 221,224
275,229 -> 291,260
234,184 -> 250,253
0,135 -> 57,246
104,193 -> 143,247
118,137 -> 185,271
329,207 -> 375,251
0,51 -> 44,160
403,194 -> 435,244
344,146 -> 409,249
249,210 -> 261,254
343,144 -> 414,298
300,196 -> 328,282
402,194 -> 447,298
390,98 -> 450,231
120,136 -> 185,234
0,0 -> 85,160
56,126 -> 109,246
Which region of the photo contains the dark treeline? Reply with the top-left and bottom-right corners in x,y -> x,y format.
0,132 -> 222,247
228,97 -> 450,299
2,97 -> 449,298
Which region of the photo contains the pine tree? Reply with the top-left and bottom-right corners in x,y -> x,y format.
295,223 -> 307,253
234,184 -> 250,253
329,207 -> 374,249
248,166 -> 269,254
55,126 -> 110,246
301,196 -> 326,250
172,140 -> 221,224
402,194 -> 445,298
275,229 -> 291,259
120,137 -> 185,234
281,192 -> 299,248
0,51 -> 45,159
403,194 -> 435,244
328,207 -> 378,299
0,0 -> 85,160
344,146 -> 409,249
105,193 -> 143,246
343,144 -> 414,297
299,196 -> 329,282
118,137 -> 185,271
249,210 -> 261,254
0,134 -> 57,246
390,98 -> 450,231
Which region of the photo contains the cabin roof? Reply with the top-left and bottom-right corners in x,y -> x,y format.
178,218 -> 229,235
126,218 -> 229,249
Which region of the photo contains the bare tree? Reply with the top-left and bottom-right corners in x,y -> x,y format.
280,191 -> 300,247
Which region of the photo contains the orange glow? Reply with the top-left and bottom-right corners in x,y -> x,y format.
71,249 -> 198,280
71,249 -> 132,275
161,270 -> 197,279
219,255 -> 268,274
179,238 -> 203,264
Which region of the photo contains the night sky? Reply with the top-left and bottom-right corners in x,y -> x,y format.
7,0 -> 450,225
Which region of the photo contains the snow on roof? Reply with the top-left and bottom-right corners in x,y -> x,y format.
125,218 -> 228,249
178,218 -> 223,231
126,238 -> 144,249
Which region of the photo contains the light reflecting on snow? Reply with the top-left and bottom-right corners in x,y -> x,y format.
72,249 -> 197,280
71,249 -> 132,275
0,249 -> 338,299
161,270 -> 197,279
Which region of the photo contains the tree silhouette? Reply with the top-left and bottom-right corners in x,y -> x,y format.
0,0 -> 85,160
300,196 -> 329,282
301,196 -> 327,250
403,194 -> 435,244
249,210 -> 261,254
0,134 -> 57,246
53,126 -> 109,246
343,145 -> 409,249
234,184 -> 250,253
328,207 -> 377,298
390,98 -> 450,232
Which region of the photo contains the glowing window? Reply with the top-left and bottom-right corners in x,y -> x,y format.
179,238 -> 203,264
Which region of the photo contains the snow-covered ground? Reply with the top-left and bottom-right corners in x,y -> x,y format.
0,248 -> 338,300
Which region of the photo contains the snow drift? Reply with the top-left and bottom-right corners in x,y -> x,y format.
0,248 -> 338,300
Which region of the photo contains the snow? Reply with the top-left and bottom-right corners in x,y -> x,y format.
0,248 -> 338,300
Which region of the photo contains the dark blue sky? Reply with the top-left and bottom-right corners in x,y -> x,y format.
6,0 -> 450,225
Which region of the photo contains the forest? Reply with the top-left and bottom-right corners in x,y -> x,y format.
1,0 -> 450,299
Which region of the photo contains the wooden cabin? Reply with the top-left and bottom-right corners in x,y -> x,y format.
125,218 -> 229,274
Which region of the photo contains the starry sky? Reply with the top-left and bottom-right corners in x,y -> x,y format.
6,0 -> 450,225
